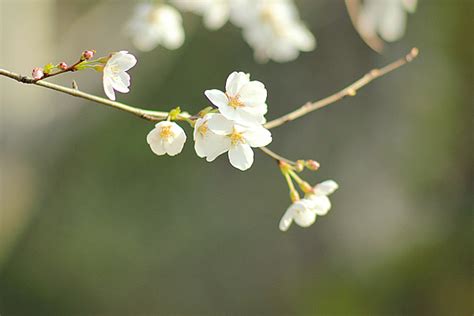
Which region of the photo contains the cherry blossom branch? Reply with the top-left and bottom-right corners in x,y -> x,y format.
264,47 -> 419,129
260,146 -> 295,165
0,68 -> 190,122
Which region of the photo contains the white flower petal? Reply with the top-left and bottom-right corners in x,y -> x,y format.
243,126 -> 272,148
225,71 -> 250,96
279,207 -> 295,231
207,114 -> 234,135
204,2 -> 229,30
111,72 -> 131,93
313,180 -> 339,196
238,80 -> 267,107
309,195 -> 331,216
146,129 -> 166,156
293,207 -> 317,227
379,3 -> 406,42
103,78 -> 116,101
110,52 -> 137,71
164,131 -> 186,156
204,89 -> 229,109
228,143 -> 254,171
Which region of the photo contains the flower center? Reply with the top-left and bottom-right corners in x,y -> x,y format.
230,129 -> 245,145
109,65 -> 121,74
226,93 -> 244,109
160,125 -> 174,140
198,122 -> 208,136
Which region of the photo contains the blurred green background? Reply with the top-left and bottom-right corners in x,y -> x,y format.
0,0 -> 472,315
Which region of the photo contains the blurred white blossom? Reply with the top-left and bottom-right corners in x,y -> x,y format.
147,121 -> 187,156
234,0 -> 316,63
205,71 -> 267,126
279,180 -> 338,231
203,114 -> 272,170
102,51 -> 137,101
357,0 -> 417,42
127,3 -> 185,51
171,0 -> 238,30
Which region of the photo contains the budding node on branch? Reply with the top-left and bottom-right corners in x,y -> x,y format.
59,62 -> 68,70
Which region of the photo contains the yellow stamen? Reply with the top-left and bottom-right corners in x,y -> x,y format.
198,122 -> 208,136
230,129 -> 245,145
227,93 -> 243,109
160,125 -> 174,140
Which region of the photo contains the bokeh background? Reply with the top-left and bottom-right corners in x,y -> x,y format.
0,0 -> 472,315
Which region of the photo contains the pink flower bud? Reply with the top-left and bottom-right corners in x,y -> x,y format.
295,160 -> 305,172
32,67 -> 44,80
82,50 -> 94,60
59,62 -> 68,70
306,160 -> 320,171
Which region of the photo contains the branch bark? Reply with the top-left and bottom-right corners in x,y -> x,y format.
263,48 -> 419,129
0,68 -> 179,122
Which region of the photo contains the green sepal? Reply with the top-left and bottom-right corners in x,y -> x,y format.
43,63 -> 55,74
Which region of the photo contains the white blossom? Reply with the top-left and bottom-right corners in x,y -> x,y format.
201,114 -> 272,170
234,0 -> 316,63
127,3 -> 185,51
171,0 -> 235,30
102,51 -> 137,101
357,0 -> 417,42
147,121 -> 187,156
193,113 -> 230,162
279,180 -> 339,231
279,199 -> 317,231
204,71 -> 267,127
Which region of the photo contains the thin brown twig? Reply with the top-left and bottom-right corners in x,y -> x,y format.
0,68 -> 190,122
264,47 -> 419,130
259,146 -> 295,165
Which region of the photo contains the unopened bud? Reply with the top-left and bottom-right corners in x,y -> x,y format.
305,160 -> 320,171
58,62 -> 68,70
32,67 -> 44,80
295,160 -> 304,172
82,50 -> 94,60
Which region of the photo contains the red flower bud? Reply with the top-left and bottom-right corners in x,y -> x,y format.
59,62 -> 68,70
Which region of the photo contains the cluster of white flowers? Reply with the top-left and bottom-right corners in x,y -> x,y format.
98,52 -> 338,231
128,0 -> 315,62
146,71 -> 272,171
126,3 -> 185,51
357,0 -> 417,42
279,180 -> 339,231
231,0 -> 316,63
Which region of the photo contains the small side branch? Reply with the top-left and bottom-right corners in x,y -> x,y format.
264,48 -> 419,130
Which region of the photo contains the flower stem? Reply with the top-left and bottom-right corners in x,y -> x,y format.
288,170 -> 313,193
259,146 -> 295,165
